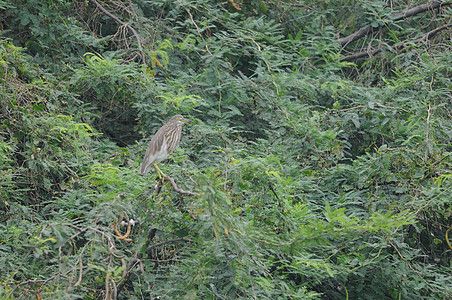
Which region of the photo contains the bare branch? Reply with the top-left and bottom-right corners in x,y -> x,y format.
341,23 -> 452,61
338,1 -> 451,47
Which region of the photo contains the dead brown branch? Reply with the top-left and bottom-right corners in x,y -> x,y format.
341,23 -> 452,61
113,211 -> 133,242
338,1 -> 451,47
116,257 -> 144,298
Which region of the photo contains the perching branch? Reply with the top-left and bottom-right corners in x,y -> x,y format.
156,176 -> 200,196
338,1 -> 451,47
89,0 -> 146,64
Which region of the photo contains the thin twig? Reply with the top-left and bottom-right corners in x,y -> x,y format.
222,37 -> 262,52
186,9 -> 212,55
117,237 -> 190,297
431,153 -> 450,167
268,183 -> 286,212
338,103 -> 409,113
7,267 -> 89,297
339,105 -> 364,112
425,104 -> 431,160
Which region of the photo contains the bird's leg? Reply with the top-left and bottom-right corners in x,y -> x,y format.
154,161 -> 166,181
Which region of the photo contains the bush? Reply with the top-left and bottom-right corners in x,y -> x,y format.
1,0 -> 451,298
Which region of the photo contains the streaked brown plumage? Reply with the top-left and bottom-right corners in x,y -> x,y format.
140,114 -> 190,178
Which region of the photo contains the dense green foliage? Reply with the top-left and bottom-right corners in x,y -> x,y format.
1,0 -> 451,299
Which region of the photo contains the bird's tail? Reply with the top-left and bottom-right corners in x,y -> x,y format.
139,162 -> 149,175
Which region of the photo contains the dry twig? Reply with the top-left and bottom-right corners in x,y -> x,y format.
113,211 -> 133,242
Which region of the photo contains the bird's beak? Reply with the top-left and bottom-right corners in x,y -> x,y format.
181,117 -> 191,123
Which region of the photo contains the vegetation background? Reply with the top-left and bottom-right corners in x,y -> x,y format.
1,0 -> 451,299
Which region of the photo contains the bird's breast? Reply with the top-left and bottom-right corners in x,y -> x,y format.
154,140 -> 169,163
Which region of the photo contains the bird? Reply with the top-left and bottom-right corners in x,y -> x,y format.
140,114 -> 190,179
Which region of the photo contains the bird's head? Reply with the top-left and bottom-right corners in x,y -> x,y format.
171,114 -> 191,124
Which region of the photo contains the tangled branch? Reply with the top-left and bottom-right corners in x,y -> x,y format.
89,0 -> 146,64
116,231 -> 191,298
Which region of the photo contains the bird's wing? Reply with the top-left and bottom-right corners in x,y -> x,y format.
139,125 -> 167,175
